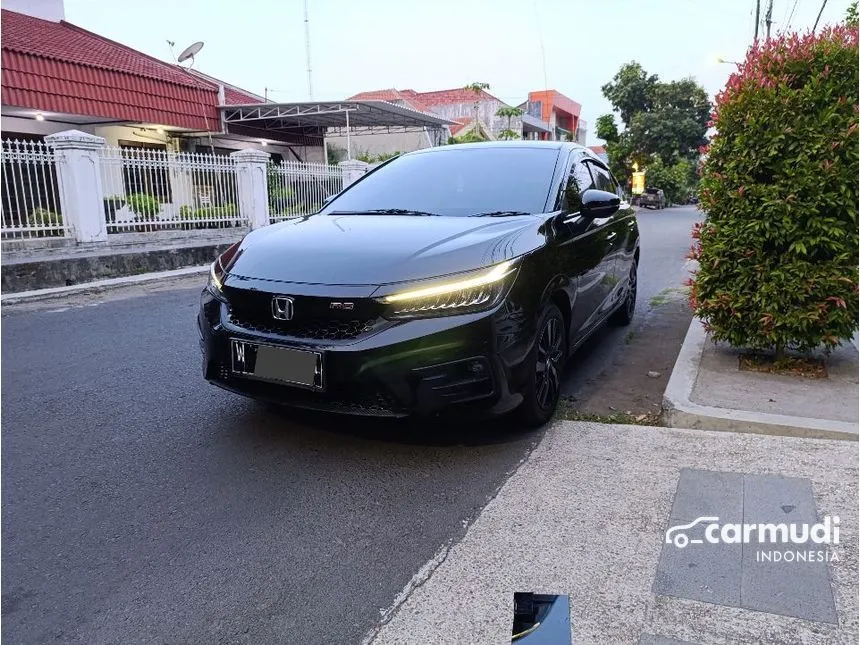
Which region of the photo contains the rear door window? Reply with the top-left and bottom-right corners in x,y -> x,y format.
585,162 -> 617,194
559,159 -> 595,213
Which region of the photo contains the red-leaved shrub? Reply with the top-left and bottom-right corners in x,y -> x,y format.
690,26 -> 859,356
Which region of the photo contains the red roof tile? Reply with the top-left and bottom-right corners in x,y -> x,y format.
348,88 -> 402,101
222,86 -> 263,105
185,68 -> 264,105
0,9 -> 263,129
415,87 -> 499,107
2,10 -> 199,86
347,88 -> 434,115
448,117 -> 472,136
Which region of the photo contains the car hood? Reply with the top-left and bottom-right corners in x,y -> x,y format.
228,214 -> 547,287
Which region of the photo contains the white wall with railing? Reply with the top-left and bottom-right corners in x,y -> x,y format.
0,130 -> 350,245
268,161 -> 343,223
1,139 -> 68,240
99,146 -> 245,233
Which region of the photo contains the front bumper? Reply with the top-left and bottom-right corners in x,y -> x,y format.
198,290 -> 530,418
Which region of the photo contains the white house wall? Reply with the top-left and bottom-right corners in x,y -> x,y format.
430,100 -> 523,138
326,130 -> 432,158
1,115 -> 97,137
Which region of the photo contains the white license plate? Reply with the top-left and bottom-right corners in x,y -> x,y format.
231,340 -> 323,389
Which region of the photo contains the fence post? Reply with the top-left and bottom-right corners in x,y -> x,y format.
44,129 -> 107,243
230,149 -> 270,229
338,159 -> 369,190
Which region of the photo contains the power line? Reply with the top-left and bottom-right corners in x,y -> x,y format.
303,0 -> 313,100
786,0 -> 800,29
765,0 -> 774,38
813,0 -> 828,31
533,0 -> 548,92
754,0 -> 761,41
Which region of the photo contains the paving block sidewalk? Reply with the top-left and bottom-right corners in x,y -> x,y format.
664,320 -> 859,439
364,422 -> 858,645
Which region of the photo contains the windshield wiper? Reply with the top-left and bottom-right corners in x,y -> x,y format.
468,210 -> 533,217
328,208 -> 442,217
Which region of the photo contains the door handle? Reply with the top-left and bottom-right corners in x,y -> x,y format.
607,232 -> 617,240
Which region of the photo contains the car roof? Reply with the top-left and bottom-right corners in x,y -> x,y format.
405,140 -> 598,160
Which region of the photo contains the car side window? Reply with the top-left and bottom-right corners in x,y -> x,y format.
560,160 -> 595,214
585,161 -> 616,194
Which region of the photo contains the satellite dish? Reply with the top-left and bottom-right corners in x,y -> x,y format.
177,41 -> 204,64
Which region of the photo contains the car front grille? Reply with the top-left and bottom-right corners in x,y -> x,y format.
223,285 -> 386,341
227,313 -> 381,341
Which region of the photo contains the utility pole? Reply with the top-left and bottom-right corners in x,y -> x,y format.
813,0 -> 829,31
303,0 -> 313,100
765,0 -> 774,39
754,0 -> 761,42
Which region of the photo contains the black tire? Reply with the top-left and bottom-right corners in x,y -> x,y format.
610,260 -> 638,326
516,303 -> 567,427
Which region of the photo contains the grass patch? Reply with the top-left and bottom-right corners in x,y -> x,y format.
649,286 -> 689,308
625,330 -> 636,344
738,354 -> 827,379
555,403 -> 662,426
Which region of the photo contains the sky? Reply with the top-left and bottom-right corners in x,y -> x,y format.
64,0 -> 854,145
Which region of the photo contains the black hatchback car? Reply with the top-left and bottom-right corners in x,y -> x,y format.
199,142 -> 639,426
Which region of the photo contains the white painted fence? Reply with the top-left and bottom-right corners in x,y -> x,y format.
99,146 -> 245,233
1,139 -> 67,240
268,161 -> 343,223
0,131 -> 360,244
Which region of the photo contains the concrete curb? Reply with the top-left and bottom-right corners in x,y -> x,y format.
663,318 -> 858,441
1,265 -> 209,305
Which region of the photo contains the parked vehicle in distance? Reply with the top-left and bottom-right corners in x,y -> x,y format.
639,187 -> 666,209
198,141 -> 640,426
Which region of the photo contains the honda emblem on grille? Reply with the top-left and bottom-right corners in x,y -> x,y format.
271,296 -> 294,321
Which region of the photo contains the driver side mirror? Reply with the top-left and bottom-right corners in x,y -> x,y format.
581,189 -> 620,219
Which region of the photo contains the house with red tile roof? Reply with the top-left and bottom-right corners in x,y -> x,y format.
0,1 -> 324,163
588,145 -> 608,163
413,87 -> 514,139
333,84 -> 564,156
324,87 -> 454,159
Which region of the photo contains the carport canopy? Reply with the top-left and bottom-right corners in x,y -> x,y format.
220,100 -> 454,142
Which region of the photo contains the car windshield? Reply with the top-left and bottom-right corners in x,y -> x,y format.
321,147 -> 560,217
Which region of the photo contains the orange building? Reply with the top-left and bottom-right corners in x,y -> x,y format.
525,90 -> 582,141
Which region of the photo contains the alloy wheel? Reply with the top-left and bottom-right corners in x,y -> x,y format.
626,265 -> 637,318
535,316 -> 564,409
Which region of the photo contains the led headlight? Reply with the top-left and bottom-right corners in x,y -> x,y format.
206,240 -> 242,299
378,260 -> 518,318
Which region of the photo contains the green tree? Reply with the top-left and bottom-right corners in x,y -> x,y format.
846,2 -> 858,27
326,144 -> 346,165
595,114 -> 619,143
601,62 -> 658,127
597,63 -> 710,190
690,26 -> 859,358
465,82 -> 491,135
495,105 -> 523,139
640,156 -> 693,204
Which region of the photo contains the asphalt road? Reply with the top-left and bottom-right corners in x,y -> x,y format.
1,205 -> 700,645
561,204 -> 702,397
